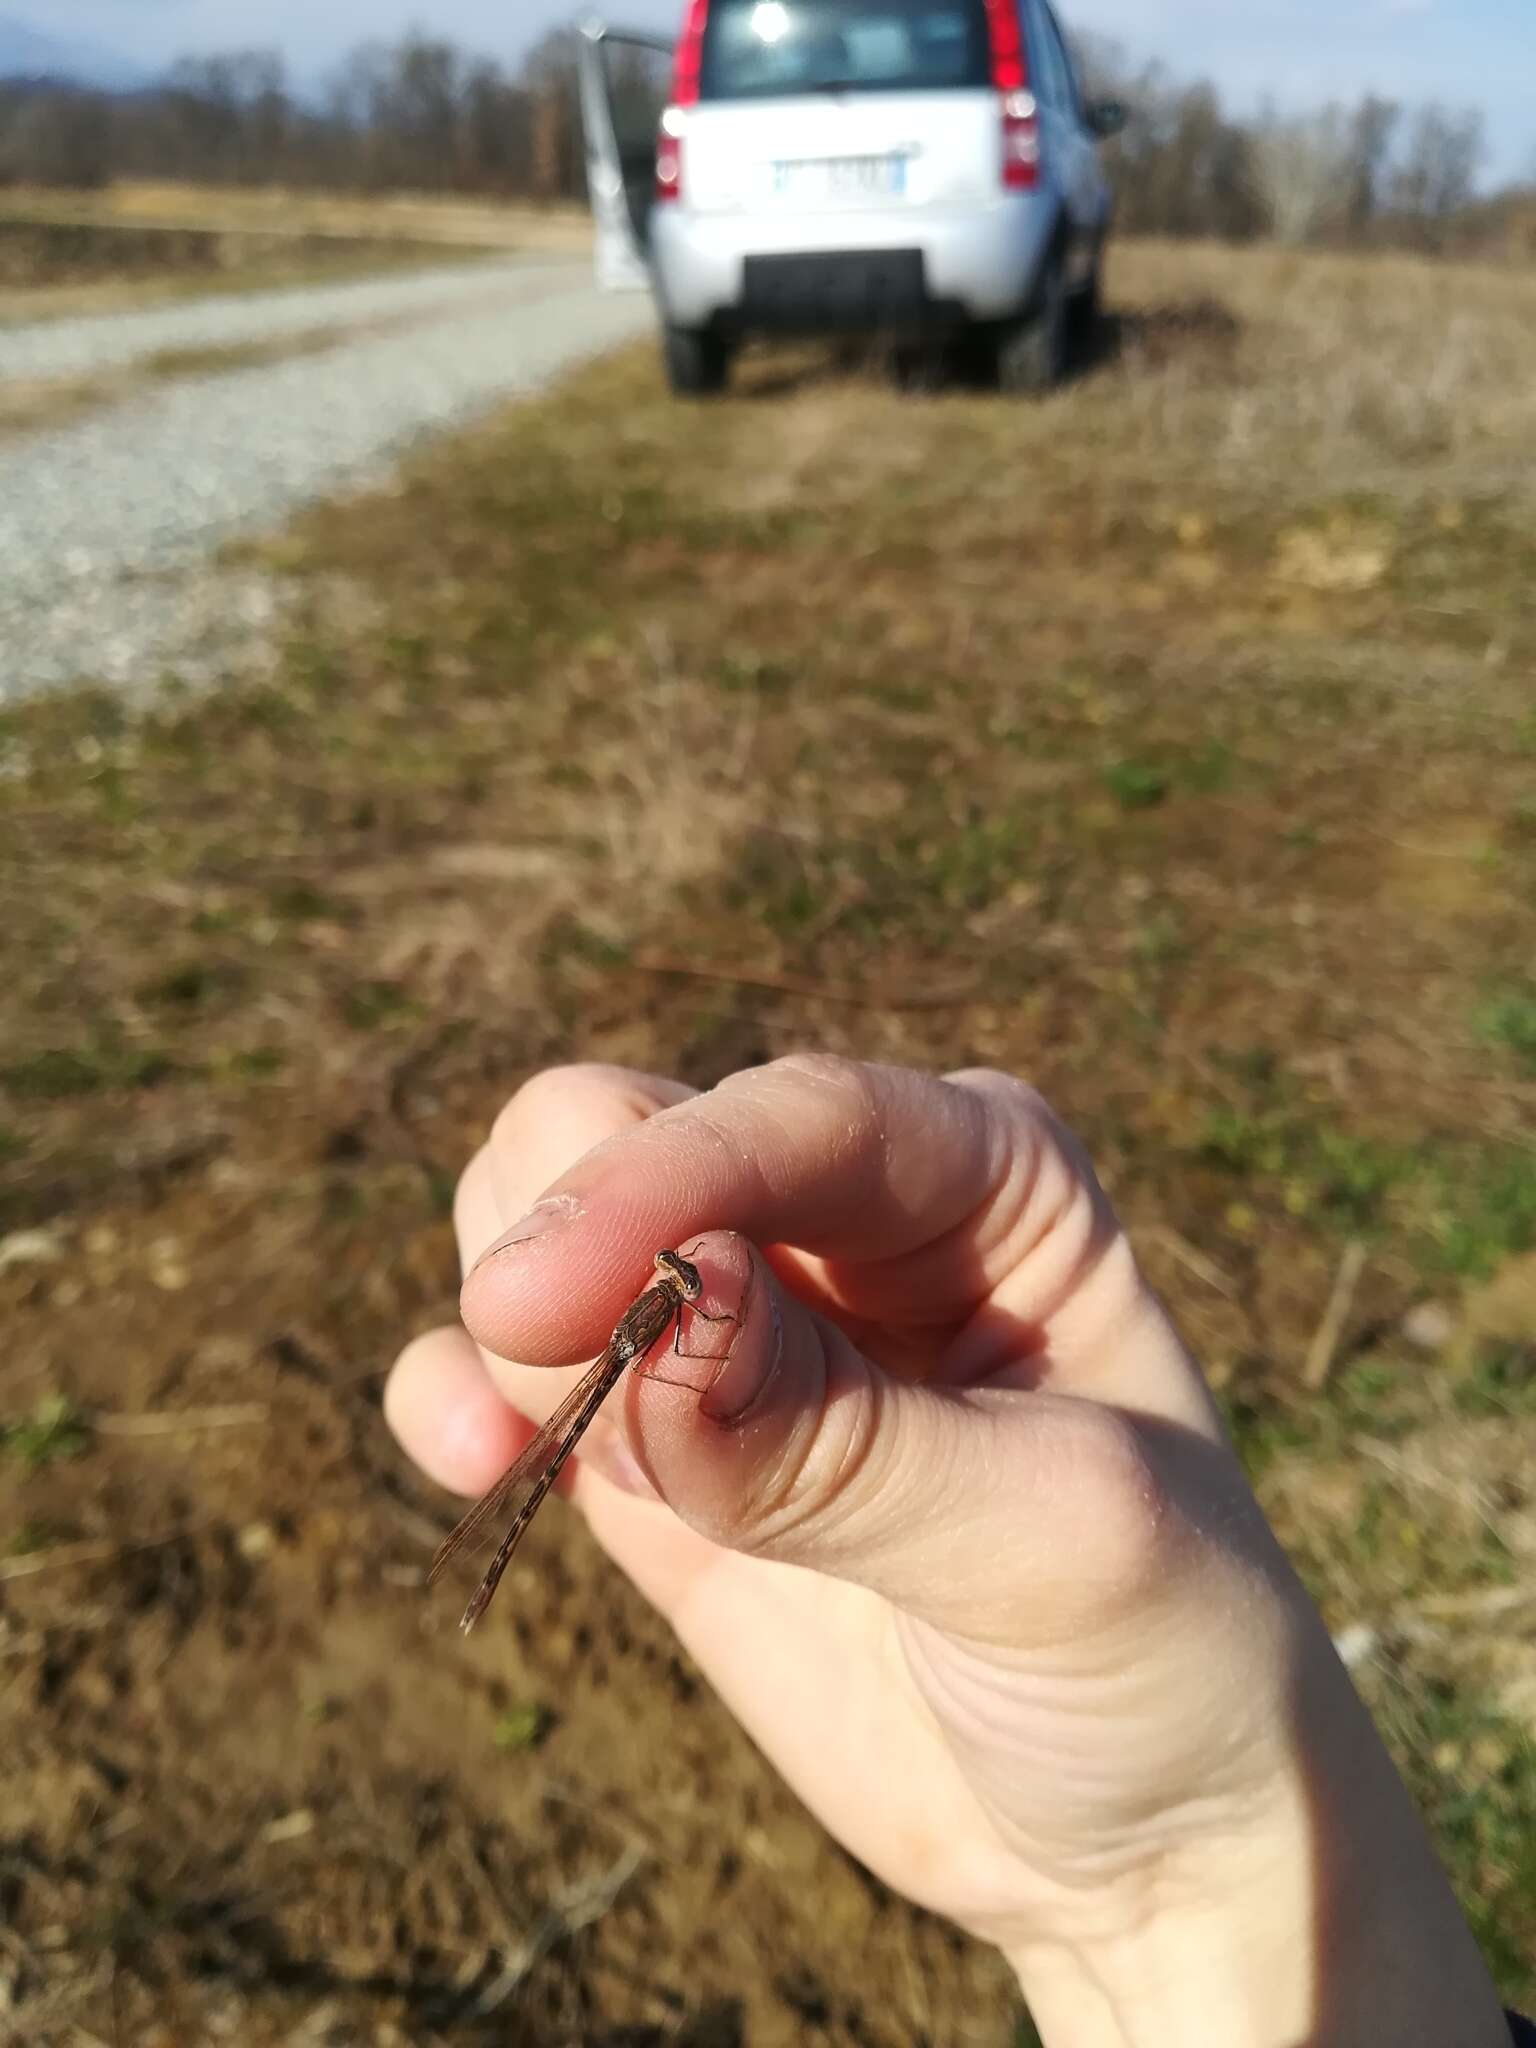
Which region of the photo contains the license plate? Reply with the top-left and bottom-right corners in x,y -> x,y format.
769,153 -> 908,201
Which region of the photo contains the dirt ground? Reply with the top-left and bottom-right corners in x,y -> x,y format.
2,239 -> 1534,2044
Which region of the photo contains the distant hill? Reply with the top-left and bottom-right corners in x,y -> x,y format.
0,13 -> 143,88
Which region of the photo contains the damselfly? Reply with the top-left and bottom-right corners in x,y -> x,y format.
430,1247 -> 729,1633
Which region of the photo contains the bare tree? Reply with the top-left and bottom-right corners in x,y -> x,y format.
521,29 -> 586,200
1250,107 -> 1351,244
460,60 -> 535,196
1344,94 -> 1400,236
1074,41 -> 1262,243
1389,104 -> 1485,245
0,85 -> 113,186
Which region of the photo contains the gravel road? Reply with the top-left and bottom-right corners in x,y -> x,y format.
0,257 -> 654,697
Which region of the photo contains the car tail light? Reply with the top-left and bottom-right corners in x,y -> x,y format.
656,0 -> 709,202
655,119 -> 683,203
1000,91 -> 1040,188
982,0 -> 1039,189
671,0 -> 709,106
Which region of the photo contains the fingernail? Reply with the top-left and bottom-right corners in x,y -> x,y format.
467,1195 -> 581,1278
700,1283 -> 782,1426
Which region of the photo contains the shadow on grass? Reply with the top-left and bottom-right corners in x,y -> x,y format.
89,1873 -> 748,2045
1078,295 -> 1244,375
727,293 -> 1244,400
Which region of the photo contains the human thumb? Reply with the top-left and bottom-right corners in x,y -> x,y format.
620,1231 -> 1180,1648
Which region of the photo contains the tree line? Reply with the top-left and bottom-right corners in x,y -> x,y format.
0,28 -> 1525,256
1078,35 -> 1512,254
0,35 -> 589,200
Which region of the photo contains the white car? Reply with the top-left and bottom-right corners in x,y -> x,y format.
578,0 -> 1123,396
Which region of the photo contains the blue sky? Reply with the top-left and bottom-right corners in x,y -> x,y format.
15,0 -> 1532,181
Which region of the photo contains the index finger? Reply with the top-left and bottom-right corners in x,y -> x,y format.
460,1054 -> 1108,1365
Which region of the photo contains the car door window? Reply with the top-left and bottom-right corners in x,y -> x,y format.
599,35 -> 672,165
1037,2 -> 1081,119
1050,5 -> 1086,117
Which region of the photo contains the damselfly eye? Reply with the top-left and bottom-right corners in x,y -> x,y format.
654,1247 -> 703,1299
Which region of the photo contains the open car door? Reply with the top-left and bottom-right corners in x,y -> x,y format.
577,22 -> 675,294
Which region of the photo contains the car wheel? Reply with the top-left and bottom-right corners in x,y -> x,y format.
890,341 -> 947,393
952,323 -> 999,390
994,255 -> 1068,396
1066,260 -> 1103,361
663,325 -> 730,397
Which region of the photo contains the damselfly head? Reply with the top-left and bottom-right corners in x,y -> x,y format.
653,1247 -> 703,1300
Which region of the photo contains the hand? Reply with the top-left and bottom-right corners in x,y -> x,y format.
386,1058 -> 1508,2048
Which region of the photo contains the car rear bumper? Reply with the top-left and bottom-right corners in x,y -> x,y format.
651,197 -> 1058,332
741,248 -> 957,332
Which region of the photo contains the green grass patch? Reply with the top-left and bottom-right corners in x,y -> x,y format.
1197,1108 -> 1409,1231
223,1046 -> 288,1082
1,1038 -> 175,1101
1453,1340 -> 1536,1419
1131,910 -> 1190,967
1474,986 -> 1536,1070
1101,744 -> 1234,812
1225,1354 -> 1425,1476
268,883 -> 347,924
537,915 -> 632,972
3,1395 -> 93,1470
932,804 -> 1035,912
492,1702 -> 553,1753
1425,1149 -> 1536,1280
1102,757 -> 1169,810
340,980 -> 416,1031
716,653 -> 794,698
1389,1685 -> 1536,2004
137,961 -> 246,1011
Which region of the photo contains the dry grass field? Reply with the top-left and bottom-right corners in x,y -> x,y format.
0,181 -> 590,248
2,237 -> 1534,2044
0,181 -> 589,323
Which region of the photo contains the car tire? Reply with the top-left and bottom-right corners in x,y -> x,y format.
663,325 -> 730,397
890,341 -> 946,393
1066,260 -> 1103,361
994,254 -> 1068,396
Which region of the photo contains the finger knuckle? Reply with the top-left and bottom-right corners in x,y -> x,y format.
948,1067 -> 1063,1154
490,1063 -> 611,1148
955,1072 -> 1120,1275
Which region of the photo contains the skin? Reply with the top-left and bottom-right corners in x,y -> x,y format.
385,1056 -> 1512,2047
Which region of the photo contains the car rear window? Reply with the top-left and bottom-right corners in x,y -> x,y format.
698,0 -> 992,101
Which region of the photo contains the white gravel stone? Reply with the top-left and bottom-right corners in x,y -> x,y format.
0,260 -> 653,698
0,256 -> 583,381
1401,1302 -> 1456,1352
